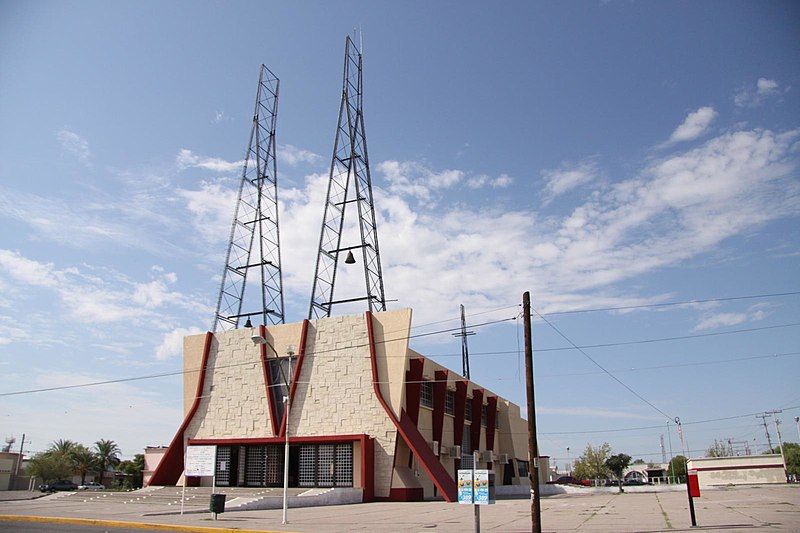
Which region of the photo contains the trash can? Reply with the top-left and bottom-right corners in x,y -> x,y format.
210,493 -> 226,518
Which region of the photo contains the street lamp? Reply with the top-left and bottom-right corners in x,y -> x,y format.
282,346 -> 295,525
795,416 -> 800,442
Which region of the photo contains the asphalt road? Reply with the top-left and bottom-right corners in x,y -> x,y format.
0,522 -> 155,533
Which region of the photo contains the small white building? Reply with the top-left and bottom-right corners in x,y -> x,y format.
687,454 -> 785,487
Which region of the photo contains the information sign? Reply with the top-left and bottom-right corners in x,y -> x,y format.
185,445 -> 216,477
474,469 -> 490,504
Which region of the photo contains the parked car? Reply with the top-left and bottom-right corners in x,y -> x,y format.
623,478 -> 649,486
604,478 -> 621,487
78,482 -> 105,491
39,480 -> 79,492
547,476 -> 590,486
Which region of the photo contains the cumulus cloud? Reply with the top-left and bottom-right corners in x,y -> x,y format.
541,160 -> 597,203
176,149 -> 244,173
467,173 -> 513,189
176,181 -> 237,244
735,78 -> 785,107
57,129 -> 90,163
377,160 -> 511,204
156,327 -> 204,360
694,307 -> 767,331
667,106 -> 717,144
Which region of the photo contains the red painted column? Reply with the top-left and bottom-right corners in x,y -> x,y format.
405,358 -> 425,426
453,381 -> 467,472
432,370 -> 448,446
486,396 -> 498,469
470,389 -> 484,456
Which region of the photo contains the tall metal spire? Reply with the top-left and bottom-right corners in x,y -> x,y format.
308,36 -> 386,319
452,304 -> 475,378
213,65 -> 284,331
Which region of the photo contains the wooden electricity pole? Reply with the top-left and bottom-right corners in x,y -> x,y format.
523,291 -> 542,533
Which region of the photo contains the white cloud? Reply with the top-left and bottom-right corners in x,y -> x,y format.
176,149 -> 243,173
735,78 -> 785,107
279,144 -> 322,167
176,181 -> 237,245
667,106 -> 717,144
694,306 -> 767,331
0,250 -> 206,325
275,126 -> 800,326
467,173 -> 514,189
378,160 -> 511,204
541,160 -> 597,203
57,129 -> 90,163
155,327 -> 204,360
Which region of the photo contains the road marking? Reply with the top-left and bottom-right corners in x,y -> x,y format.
0,514 -> 298,533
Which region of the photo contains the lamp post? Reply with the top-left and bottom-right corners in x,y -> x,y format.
794,416 -> 799,442
282,347 -> 294,525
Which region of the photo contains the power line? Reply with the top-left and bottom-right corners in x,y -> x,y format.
532,306 -> 674,421
543,291 -> 800,316
0,315 -> 518,398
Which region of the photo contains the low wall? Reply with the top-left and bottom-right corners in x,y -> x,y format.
496,483 -> 692,498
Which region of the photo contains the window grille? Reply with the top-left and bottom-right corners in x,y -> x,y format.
465,399 -> 472,421
317,444 -> 335,487
335,444 -> 353,487
420,380 -> 433,408
215,446 -> 232,486
445,390 -> 455,415
481,405 -> 488,427
264,444 -> 283,486
299,445 -> 316,487
244,446 -> 265,486
517,459 -> 529,478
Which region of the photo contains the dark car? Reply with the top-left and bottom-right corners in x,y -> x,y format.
39,480 -> 78,492
623,478 -> 649,486
547,476 -> 588,486
604,478 -> 621,487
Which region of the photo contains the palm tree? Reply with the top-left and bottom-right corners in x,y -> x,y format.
48,439 -> 77,455
94,439 -> 121,485
70,445 -> 97,485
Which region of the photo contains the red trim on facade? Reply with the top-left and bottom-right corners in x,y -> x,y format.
279,319 -> 310,438
365,311 -> 457,503
405,358 -> 425,426
259,324 -> 281,436
692,464 -> 784,472
432,370 -> 448,447
470,389 -> 484,455
388,487 -> 424,501
485,396 -> 497,469
363,436 -> 375,502
147,332 -> 214,486
453,380 -> 467,472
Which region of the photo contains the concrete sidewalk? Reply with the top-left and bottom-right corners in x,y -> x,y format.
0,484 -> 797,531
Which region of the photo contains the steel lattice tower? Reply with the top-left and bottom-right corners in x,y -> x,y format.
308,36 -> 386,319
213,65 -> 285,331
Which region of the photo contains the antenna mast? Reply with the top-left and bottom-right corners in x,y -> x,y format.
213,65 -> 285,331
308,36 -> 386,319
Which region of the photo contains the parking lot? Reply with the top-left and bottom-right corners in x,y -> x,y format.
0,484 -> 798,531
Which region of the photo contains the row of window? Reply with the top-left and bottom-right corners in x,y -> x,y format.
417,380 -> 497,427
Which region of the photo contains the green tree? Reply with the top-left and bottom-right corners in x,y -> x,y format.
771,443 -> 800,477
27,452 -> 73,483
605,453 -> 632,493
668,455 -> 687,481
632,458 -> 646,465
69,445 -> 97,485
118,454 -> 145,489
94,439 -> 121,485
572,443 -> 611,481
48,439 -> 77,455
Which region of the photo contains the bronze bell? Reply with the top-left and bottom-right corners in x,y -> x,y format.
344,250 -> 356,264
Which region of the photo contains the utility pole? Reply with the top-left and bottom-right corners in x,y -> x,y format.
522,292 -> 541,533
770,411 -> 788,483
453,304 -> 475,379
660,435 -> 666,464
794,416 -> 800,441
756,413 -> 773,451
15,434 -> 25,476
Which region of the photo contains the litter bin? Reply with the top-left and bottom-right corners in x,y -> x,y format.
210,493 -> 226,519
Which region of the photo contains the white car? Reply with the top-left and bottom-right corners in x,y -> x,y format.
78,482 -> 105,491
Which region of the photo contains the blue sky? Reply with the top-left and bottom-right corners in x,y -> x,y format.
1,1 -> 799,464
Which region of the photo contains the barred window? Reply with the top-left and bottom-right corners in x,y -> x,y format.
465,398 -> 472,421
420,380 -> 433,408
445,390 -> 455,415
481,405 -> 488,426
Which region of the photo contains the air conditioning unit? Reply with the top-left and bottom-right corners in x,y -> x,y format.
450,445 -> 462,457
440,445 -> 451,456
498,453 -> 511,464
428,440 -> 439,456
479,450 -> 495,463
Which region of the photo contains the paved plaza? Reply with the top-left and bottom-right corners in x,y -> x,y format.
0,485 -> 798,531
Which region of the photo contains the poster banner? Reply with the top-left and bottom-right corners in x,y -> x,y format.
185,445 -> 216,477
457,470 -> 473,504
474,469 -> 490,505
